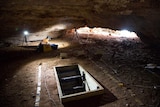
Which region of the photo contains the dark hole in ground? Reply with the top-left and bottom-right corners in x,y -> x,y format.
63,87 -> 117,107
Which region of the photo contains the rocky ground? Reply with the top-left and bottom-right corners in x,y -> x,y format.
0,30 -> 160,107
0,0 -> 160,107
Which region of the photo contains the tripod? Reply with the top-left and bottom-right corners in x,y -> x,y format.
22,36 -> 28,46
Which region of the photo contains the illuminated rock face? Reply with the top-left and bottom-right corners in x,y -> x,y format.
0,0 -> 160,45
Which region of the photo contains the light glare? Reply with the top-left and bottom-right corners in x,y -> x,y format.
77,27 -> 138,39
120,30 -> 131,37
24,31 -> 29,36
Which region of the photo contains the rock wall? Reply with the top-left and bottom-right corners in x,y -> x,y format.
0,0 -> 160,45
89,0 -> 160,45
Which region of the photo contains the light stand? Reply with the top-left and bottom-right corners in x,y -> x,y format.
23,31 -> 29,46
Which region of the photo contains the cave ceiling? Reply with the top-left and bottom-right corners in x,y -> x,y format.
0,0 -> 160,45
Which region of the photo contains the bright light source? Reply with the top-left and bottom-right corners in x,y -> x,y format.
24,31 -> 29,36
119,29 -> 138,38
75,27 -> 139,40
120,30 -> 130,37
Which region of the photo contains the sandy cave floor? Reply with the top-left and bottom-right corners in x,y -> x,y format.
0,32 -> 160,107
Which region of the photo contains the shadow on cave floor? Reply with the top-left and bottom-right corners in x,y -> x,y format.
63,87 -> 117,107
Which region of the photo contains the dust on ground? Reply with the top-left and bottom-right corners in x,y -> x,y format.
0,28 -> 160,107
